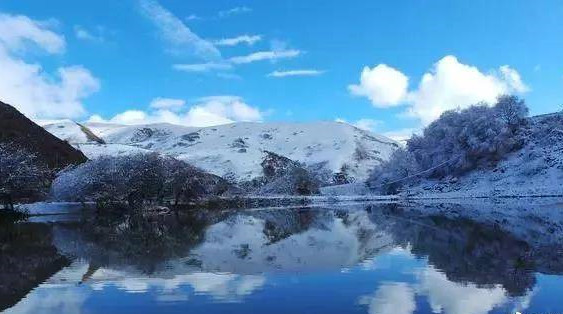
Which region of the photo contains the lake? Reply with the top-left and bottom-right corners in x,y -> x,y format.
1,199 -> 563,313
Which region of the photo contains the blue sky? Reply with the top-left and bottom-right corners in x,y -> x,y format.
0,0 -> 562,139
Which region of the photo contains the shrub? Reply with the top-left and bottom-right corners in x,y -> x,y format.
51,153 -> 228,207
368,95 -> 529,194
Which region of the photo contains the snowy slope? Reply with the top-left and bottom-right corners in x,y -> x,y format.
404,112 -> 563,198
42,120 -> 91,144
43,121 -> 399,183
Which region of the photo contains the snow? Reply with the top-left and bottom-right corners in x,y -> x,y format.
320,182 -> 372,196
41,120 -> 91,144
403,112 -> 563,198
186,210 -> 394,273
43,120 -> 399,183
75,143 -> 150,159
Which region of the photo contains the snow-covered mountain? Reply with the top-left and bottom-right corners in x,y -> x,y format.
42,120 -> 399,183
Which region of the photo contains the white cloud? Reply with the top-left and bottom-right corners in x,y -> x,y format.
358,282 -> 416,314
0,13 -> 65,54
139,0 -> 220,60
268,69 -> 324,78
74,25 -> 104,42
230,49 -> 301,64
0,14 -> 99,120
172,62 -> 233,73
174,47 -> 303,75
349,56 -> 529,125
94,96 -> 263,127
149,97 -> 185,111
499,65 -> 529,93
353,118 -> 381,132
213,35 -> 262,47
335,118 -> 381,132
87,114 -> 106,123
406,55 -> 529,124
186,14 -> 202,21
104,110 -> 149,125
348,64 -> 408,108
382,128 -> 418,142
218,6 -> 252,18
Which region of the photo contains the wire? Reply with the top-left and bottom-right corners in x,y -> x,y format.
372,155 -> 462,188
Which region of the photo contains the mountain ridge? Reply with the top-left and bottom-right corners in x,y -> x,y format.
42,120 -> 399,183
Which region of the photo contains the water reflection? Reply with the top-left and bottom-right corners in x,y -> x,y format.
0,218 -> 70,311
1,200 -> 563,313
358,282 -> 416,314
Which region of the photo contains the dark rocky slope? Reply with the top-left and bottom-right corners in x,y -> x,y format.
0,101 -> 87,169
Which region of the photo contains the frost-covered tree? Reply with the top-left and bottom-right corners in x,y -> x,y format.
367,148 -> 419,195
368,95 -> 529,194
494,95 -> 529,129
51,153 -> 228,208
0,143 -> 51,207
162,157 -> 230,204
333,164 -> 353,185
408,96 -> 528,177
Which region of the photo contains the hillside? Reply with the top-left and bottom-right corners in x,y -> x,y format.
43,120 -> 399,183
404,112 -> 563,198
0,101 -> 87,169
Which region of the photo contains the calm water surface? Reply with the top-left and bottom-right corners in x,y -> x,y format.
1,200 -> 563,313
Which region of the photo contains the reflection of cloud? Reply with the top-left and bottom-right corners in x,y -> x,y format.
4,287 -> 89,314
358,260 -> 537,314
184,273 -> 265,301
89,269 -> 265,302
358,282 -> 415,314
417,266 -> 507,314
6,258 -> 265,312
511,289 -> 535,313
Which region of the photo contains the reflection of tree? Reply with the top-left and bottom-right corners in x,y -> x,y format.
0,220 -> 69,311
365,203 -> 563,296
256,208 -> 321,244
55,209 -> 225,274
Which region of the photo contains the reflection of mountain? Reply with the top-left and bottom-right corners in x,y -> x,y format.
50,208 -> 395,274
188,209 -> 394,273
3,200 -> 563,311
33,203 -> 563,288
55,202 -> 562,295
0,222 -> 69,311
